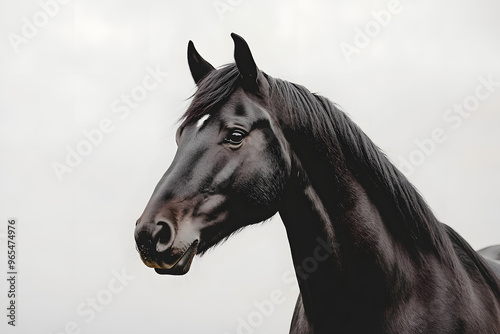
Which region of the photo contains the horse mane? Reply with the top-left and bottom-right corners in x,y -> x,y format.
266,75 -> 450,255
181,64 -> 240,127
181,63 -> 498,283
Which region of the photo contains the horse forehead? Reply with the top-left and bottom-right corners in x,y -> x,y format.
225,87 -> 265,111
221,96 -> 269,122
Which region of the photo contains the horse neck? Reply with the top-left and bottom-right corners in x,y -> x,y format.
279,151 -> 417,330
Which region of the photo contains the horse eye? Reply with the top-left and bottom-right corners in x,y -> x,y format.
225,129 -> 246,146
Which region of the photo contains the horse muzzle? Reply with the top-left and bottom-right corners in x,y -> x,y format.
135,218 -> 200,275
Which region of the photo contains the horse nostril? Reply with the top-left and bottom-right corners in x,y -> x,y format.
155,221 -> 175,253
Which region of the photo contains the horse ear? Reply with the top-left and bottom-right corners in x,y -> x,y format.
187,40 -> 215,84
231,33 -> 259,90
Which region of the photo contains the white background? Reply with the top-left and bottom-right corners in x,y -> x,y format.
1,0 -> 499,333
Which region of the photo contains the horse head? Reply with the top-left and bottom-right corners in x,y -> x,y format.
134,34 -> 291,275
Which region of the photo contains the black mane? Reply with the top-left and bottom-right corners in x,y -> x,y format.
181,64 -> 240,127
267,76 -> 447,254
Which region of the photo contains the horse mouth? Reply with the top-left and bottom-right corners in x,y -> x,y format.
153,240 -> 199,276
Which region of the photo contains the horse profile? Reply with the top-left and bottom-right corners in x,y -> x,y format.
135,33 -> 500,333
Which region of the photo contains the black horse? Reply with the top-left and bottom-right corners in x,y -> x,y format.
135,34 -> 500,333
